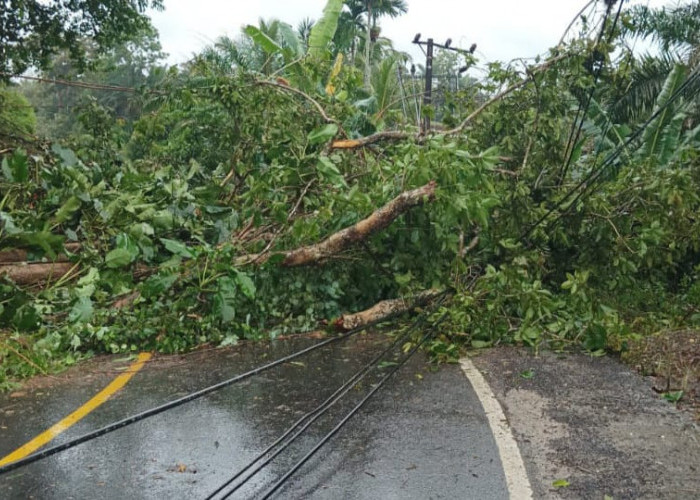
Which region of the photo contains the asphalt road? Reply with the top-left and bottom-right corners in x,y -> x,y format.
0,332 -> 511,499
2,333 -> 698,499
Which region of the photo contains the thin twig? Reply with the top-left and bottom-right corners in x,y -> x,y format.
331,53 -> 571,150
255,79 -> 338,125
0,341 -> 48,375
559,0 -> 598,46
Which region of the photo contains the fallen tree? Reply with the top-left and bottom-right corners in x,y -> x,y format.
235,181 -> 437,266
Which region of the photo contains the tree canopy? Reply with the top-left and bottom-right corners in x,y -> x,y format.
0,0 -> 163,76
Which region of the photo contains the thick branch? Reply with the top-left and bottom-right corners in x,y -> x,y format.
0,262 -> 75,286
336,289 -> 444,331
235,181 -> 437,266
331,131 -> 412,149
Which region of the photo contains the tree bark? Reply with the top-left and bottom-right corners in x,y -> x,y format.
0,262 -> 75,286
335,288 -> 444,331
0,243 -> 81,263
235,181 -> 436,266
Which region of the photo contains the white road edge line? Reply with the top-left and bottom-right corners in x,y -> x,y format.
459,357 -> 534,500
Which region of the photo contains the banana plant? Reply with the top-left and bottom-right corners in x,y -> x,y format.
243,0 -> 343,90
639,63 -> 695,167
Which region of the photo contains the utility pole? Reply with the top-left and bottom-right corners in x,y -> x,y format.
412,35 -> 478,134
423,38 -> 434,134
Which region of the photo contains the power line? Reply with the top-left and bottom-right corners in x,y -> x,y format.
207,297 -> 442,499
0,319 -> 390,475
521,64 -> 700,241
0,72 -> 165,94
559,0 -> 624,183
258,311 -> 448,500
207,294 -> 446,499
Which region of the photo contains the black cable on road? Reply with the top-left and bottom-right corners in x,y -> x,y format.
258,312 -> 448,500
0,320 -> 385,476
207,295 -> 446,499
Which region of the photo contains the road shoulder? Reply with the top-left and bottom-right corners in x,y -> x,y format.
469,346 -> 700,499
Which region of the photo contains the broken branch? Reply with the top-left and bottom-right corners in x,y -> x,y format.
331,53 -> 570,150
235,181 -> 437,266
336,289 -> 444,331
0,262 -> 75,286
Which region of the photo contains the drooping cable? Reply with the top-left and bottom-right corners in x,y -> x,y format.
559,0 -> 625,183
258,312 -> 448,500
0,319 -> 388,475
206,294 -> 445,499
521,65 -> 700,240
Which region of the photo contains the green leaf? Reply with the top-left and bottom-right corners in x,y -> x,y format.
15,231 -> 64,258
214,276 -> 237,324
552,479 -> 570,488
234,270 -> 256,299
1,150 -> 29,182
244,25 -> 283,55
116,233 -> 140,260
54,196 -> 82,223
141,273 -> 178,299
105,248 -> 133,268
308,0 -> 343,58
69,296 -> 93,323
641,64 -> 686,161
308,124 -> 338,144
520,369 -> 535,379
662,391 -> 683,403
160,238 -> 196,259
0,211 -> 20,235
151,210 -> 174,230
12,304 -> 40,331
317,156 -> 347,188
277,22 -> 304,58
51,144 -> 79,166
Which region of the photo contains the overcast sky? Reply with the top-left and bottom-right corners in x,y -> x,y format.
149,0 -> 679,66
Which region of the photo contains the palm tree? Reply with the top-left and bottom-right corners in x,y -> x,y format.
334,2 -> 365,60
612,1 -> 700,124
625,1 -> 700,65
343,0 -> 407,88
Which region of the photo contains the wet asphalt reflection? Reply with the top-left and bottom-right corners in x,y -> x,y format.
0,332 -> 508,499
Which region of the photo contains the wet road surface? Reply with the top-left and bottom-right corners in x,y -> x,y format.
0,332 -> 509,499
471,347 -> 700,499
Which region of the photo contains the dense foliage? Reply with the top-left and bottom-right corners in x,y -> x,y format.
0,0 -> 163,76
0,0 -> 699,389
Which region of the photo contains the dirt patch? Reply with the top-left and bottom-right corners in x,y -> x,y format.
621,329 -> 700,421
470,347 -> 700,499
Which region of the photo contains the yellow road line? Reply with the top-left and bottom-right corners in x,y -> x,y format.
0,352 -> 152,467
